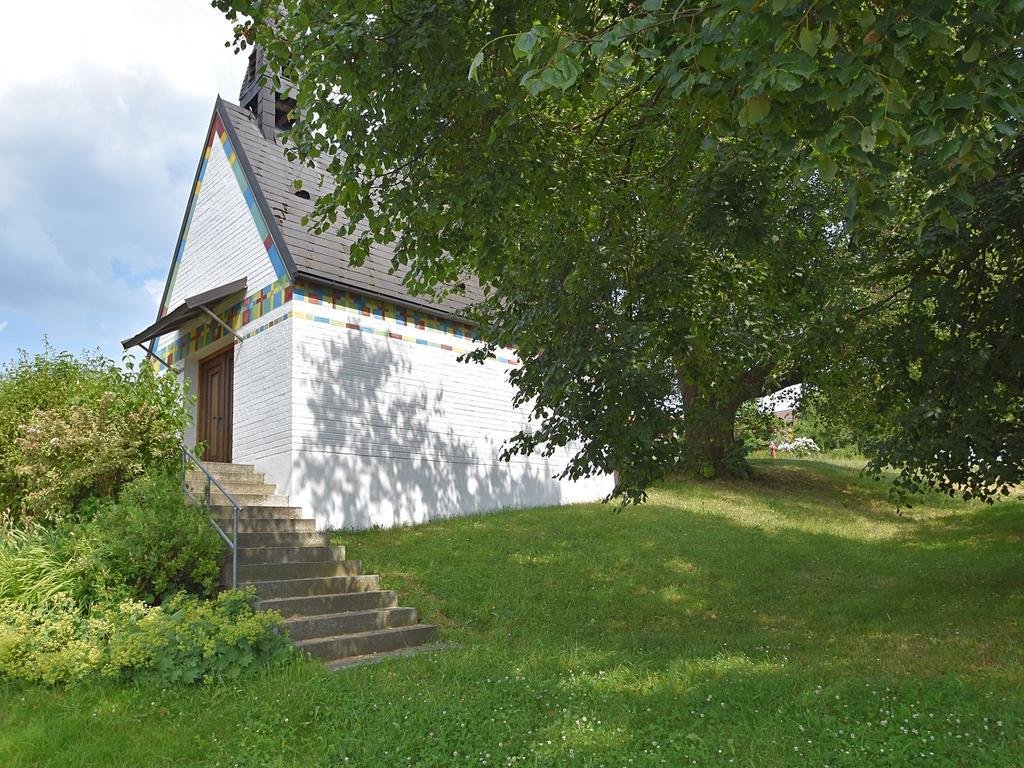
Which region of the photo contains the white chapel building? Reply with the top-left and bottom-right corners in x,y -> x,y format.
123,52 -> 612,530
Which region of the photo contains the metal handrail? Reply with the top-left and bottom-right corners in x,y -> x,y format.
180,444 -> 241,589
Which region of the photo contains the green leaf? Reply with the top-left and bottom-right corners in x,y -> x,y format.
822,26 -> 839,50
937,138 -> 961,163
642,0 -> 663,10
773,71 -> 803,91
515,29 -> 540,60
777,50 -> 817,79
962,39 -> 981,63
468,50 -> 484,81
817,155 -> 838,181
799,27 -> 821,56
912,124 -> 943,146
605,52 -> 634,75
550,52 -> 583,91
943,93 -> 974,110
952,187 -> 976,207
938,207 -> 959,234
739,95 -> 771,126
292,179 -> 303,190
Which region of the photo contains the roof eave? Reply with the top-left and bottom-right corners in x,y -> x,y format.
293,269 -> 478,327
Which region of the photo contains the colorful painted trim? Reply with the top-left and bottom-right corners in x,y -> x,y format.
155,276 -> 519,368
159,112 -> 287,321
293,280 -> 478,341
291,308 -> 520,366
156,277 -> 293,365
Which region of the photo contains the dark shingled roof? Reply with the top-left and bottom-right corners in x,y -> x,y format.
217,99 -> 483,318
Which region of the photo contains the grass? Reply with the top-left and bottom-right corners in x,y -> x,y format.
1,457 -> 1022,767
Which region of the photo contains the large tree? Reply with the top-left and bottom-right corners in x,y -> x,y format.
215,0 -> 1022,502
816,140 -> 1023,503
464,142 -> 851,496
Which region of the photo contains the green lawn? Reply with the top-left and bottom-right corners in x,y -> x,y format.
2,457 -> 1022,767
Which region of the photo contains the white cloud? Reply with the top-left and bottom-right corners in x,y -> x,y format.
0,0 -> 247,360
0,1 -> 240,100
144,279 -> 166,303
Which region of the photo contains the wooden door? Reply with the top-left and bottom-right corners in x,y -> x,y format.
197,347 -> 234,463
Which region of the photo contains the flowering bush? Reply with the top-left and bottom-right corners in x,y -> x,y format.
777,437 -> 822,456
0,347 -> 187,526
0,590 -> 291,686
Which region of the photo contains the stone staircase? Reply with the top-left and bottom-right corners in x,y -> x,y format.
187,462 -> 438,667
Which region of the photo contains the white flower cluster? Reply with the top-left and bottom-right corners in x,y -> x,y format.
778,437 -> 821,454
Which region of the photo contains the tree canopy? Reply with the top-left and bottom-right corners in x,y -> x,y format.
215,0 -> 1023,503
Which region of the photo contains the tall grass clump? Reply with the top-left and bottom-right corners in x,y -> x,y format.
0,525 -> 91,607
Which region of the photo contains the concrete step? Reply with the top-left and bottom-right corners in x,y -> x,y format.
325,642 -> 450,671
187,480 -> 278,497
285,607 -> 418,641
234,559 -> 362,583
237,545 -> 349,566
211,505 -> 305,520
213,517 -> 316,534
249,574 -> 380,600
208,491 -> 292,507
195,461 -> 258,474
185,468 -> 265,484
258,590 -> 399,619
237,531 -> 330,548
296,624 -> 438,661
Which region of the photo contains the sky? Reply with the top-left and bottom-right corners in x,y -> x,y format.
0,1 -> 245,364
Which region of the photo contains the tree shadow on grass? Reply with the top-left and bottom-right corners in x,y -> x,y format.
347,468 -> 1024,686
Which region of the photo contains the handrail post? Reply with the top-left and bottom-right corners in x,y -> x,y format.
179,442 -> 242,594
232,505 -> 238,590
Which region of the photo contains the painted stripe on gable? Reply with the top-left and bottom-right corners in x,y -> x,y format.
157,111 -> 288,327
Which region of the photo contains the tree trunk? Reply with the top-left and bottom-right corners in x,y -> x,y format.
676,357 -> 800,479
679,383 -> 749,479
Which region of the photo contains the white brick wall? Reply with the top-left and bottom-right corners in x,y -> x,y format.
166,131 -> 278,312
288,307 -> 613,529
228,314 -> 293,494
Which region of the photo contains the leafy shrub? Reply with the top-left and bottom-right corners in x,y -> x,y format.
0,346 -> 188,525
0,525 -> 94,607
735,400 -> 788,454
88,473 -> 222,605
0,590 -> 291,687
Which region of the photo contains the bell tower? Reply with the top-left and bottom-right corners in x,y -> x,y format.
238,46 -> 296,141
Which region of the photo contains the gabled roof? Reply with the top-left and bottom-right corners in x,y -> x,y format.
216,98 -> 484,318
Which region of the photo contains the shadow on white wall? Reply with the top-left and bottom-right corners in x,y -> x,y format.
295,331 -> 565,530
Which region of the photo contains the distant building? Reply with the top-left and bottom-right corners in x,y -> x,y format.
773,408 -> 796,423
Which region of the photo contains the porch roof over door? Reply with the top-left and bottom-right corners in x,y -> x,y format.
121,278 -> 247,351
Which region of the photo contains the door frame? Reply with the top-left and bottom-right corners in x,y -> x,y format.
196,346 -> 234,462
